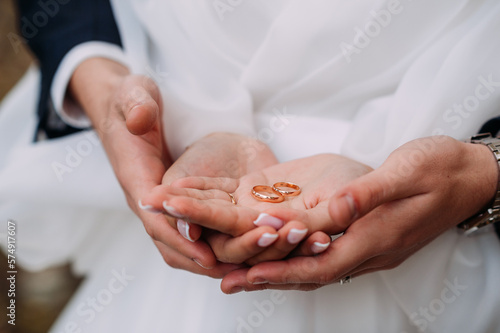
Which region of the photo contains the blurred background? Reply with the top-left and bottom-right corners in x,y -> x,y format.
1,1 -> 82,332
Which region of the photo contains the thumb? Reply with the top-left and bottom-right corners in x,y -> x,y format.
328,165 -> 415,231
121,76 -> 161,135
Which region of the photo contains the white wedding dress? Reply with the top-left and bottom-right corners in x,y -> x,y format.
2,0 -> 500,332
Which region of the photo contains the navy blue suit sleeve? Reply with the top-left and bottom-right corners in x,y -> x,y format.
479,117 -> 500,239
16,0 -> 122,139
479,117 -> 500,137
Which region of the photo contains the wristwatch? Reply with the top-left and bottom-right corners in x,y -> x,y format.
457,133 -> 500,236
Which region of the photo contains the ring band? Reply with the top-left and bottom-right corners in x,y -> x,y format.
272,182 -> 301,196
228,193 -> 236,205
339,276 -> 352,285
252,185 -> 284,203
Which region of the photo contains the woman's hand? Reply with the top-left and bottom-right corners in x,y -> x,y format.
139,132 -> 281,276
142,154 -> 372,266
220,136 -> 499,293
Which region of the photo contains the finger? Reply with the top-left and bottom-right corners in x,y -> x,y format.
171,176 -> 239,193
344,238 -> 429,278
221,268 -> 323,294
176,219 -> 203,242
138,198 -> 204,242
257,204 -> 333,233
328,166 -> 418,231
243,231 -> 375,286
220,268 -> 251,294
141,185 -> 237,233
140,212 -> 218,269
154,241 -> 244,279
161,193 -> 262,236
289,231 -> 331,257
245,221 -> 310,265
205,226 -> 279,264
120,76 -> 161,135
227,281 -> 323,293
142,184 -> 234,212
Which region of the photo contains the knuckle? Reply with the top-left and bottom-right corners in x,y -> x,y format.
216,244 -> 242,265
143,224 -> 158,241
216,253 -> 232,264
160,253 -> 181,269
382,257 -> 405,271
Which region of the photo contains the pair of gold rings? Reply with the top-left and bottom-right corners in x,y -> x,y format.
251,182 -> 301,203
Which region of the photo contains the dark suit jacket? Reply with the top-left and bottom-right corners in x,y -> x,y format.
16,0 -> 122,139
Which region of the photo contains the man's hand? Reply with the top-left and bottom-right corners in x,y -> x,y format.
219,136 -> 499,293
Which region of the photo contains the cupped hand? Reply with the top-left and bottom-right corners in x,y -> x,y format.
221,136 -> 499,293
139,132 -> 281,275
70,59 -> 266,277
142,154 -> 372,266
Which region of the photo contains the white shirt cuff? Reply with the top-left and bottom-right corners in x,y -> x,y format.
51,42 -> 129,128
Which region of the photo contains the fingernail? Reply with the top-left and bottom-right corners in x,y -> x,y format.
287,228 -> 308,244
311,242 -> 330,254
341,194 -> 357,222
138,199 -> 162,213
228,287 -> 245,294
257,233 -> 279,247
192,258 -> 212,269
163,201 -> 183,218
177,219 -> 195,242
252,278 -> 268,285
253,213 -> 284,229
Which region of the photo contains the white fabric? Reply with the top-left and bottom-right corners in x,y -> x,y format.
1,0 -> 500,332
51,42 -> 129,128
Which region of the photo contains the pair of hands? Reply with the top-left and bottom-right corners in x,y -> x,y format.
142,135 -> 497,293
70,58 -> 498,293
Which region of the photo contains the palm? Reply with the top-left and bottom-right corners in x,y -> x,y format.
157,153 -> 372,237
236,154 -> 369,218
161,133 -> 279,185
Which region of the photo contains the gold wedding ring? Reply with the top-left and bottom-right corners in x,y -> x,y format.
251,185 -> 285,203
272,182 -> 301,196
228,193 -> 237,205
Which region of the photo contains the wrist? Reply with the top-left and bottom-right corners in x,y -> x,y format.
458,135 -> 500,234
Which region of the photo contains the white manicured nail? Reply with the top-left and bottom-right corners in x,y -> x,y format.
257,233 -> 279,247
192,258 -> 211,269
162,201 -> 183,218
253,213 -> 284,229
311,242 -> 330,254
138,199 -> 161,213
287,228 -> 308,244
177,219 -> 194,242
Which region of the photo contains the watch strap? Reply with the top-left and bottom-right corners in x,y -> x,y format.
457,133 -> 500,235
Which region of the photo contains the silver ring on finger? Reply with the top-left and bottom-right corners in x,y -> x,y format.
339,276 -> 352,285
